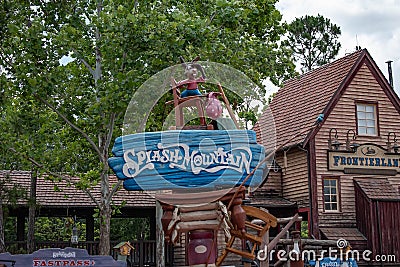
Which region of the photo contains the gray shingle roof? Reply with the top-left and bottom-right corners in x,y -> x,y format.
354,178 -> 400,200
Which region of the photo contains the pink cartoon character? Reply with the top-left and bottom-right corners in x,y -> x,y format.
176,56 -> 206,98
205,92 -> 223,120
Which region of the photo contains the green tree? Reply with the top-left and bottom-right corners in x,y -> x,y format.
284,14 -> 341,72
110,218 -> 150,241
0,172 -> 27,253
0,0 -> 295,254
33,217 -> 87,242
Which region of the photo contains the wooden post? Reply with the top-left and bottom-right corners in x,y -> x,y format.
260,218 -> 270,267
27,169 -> 37,253
217,84 -> 239,129
149,215 -> 157,240
0,197 -> 4,253
86,214 -> 95,241
171,78 -> 183,128
16,214 -> 25,242
267,214 -> 301,252
156,200 -> 165,267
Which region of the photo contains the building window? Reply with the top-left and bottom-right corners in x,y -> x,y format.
356,103 -> 377,135
323,178 -> 339,212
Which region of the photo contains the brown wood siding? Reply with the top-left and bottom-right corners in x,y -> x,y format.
376,201 -> 400,260
172,236 -> 186,266
260,168 -> 282,197
355,184 -> 400,261
275,148 -> 309,208
314,63 -> 400,229
354,183 -> 375,247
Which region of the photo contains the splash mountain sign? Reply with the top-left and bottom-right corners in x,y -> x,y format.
328,143 -> 400,175
108,130 -> 266,191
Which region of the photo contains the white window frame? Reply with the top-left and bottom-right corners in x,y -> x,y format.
356,103 -> 378,136
323,178 -> 339,212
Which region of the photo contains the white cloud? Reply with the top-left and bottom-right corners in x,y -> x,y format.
59,55 -> 75,66
276,0 -> 400,95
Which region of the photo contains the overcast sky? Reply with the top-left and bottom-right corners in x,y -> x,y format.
274,0 -> 400,96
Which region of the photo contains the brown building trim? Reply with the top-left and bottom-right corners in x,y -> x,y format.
303,49 -> 400,148
321,175 -> 342,213
364,52 -> 400,112
297,207 -> 310,237
308,139 -> 319,238
302,50 -> 367,148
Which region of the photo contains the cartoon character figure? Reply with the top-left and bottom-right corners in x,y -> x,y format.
176,56 -> 206,98
205,92 -> 223,120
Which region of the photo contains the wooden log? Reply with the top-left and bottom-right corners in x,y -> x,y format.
251,216 -> 302,226
267,214 -> 300,252
180,210 -> 220,222
175,220 -> 221,231
276,216 -> 303,224
260,225 -> 269,267
217,83 -> 239,129
156,201 -> 165,267
178,202 -> 220,213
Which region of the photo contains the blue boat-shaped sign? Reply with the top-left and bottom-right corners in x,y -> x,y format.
108,130 -> 266,191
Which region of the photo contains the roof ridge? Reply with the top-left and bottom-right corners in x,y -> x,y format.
257,49 -> 365,149
282,49 -> 364,86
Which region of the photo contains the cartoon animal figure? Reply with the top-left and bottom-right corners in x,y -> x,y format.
176,56 -> 206,98
205,92 -> 222,120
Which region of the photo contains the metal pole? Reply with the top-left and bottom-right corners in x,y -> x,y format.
386,60 -> 394,89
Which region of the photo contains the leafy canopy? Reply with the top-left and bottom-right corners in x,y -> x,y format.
284,14 -> 341,72
0,0 -> 296,254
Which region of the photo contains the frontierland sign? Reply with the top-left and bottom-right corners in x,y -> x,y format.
328,144 -> 400,175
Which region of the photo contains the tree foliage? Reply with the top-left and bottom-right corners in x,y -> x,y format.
0,173 -> 27,253
284,14 -> 341,72
0,0 -> 295,254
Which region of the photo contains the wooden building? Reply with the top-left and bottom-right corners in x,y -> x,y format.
0,170 -> 159,257
254,49 -> 400,263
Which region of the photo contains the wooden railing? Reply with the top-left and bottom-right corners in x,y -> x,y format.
120,240 -> 156,267
5,240 -> 174,267
5,240 -> 107,255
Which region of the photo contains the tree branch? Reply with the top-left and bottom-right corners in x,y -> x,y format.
94,0 -> 103,85
0,47 -> 14,69
208,11 -> 217,25
71,48 -> 95,77
119,52 -> 127,71
34,94 -> 104,162
107,180 -> 122,204
8,147 -> 101,208
104,112 -> 116,156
